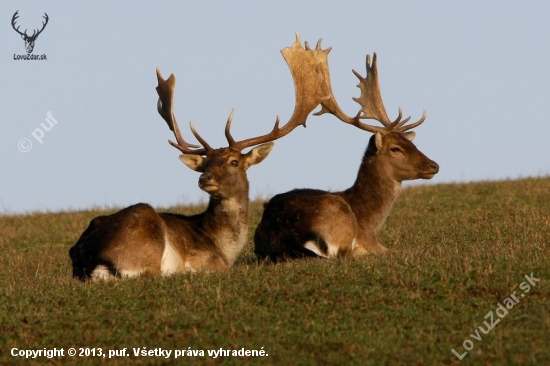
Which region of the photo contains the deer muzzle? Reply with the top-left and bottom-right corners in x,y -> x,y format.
419,159 -> 439,179
198,173 -> 218,192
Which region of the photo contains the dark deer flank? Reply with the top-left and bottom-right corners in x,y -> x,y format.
254,51 -> 439,262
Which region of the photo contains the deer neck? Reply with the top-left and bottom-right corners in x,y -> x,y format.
203,193 -> 250,265
342,150 -> 401,233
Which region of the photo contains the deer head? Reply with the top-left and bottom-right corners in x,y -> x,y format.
12,11 -> 49,54
314,52 -> 439,181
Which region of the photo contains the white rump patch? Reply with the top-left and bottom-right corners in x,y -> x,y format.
303,241 -> 329,258
91,264 -> 112,281
119,269 -> 144,278
327,242 -> 339,257
304,240 -> 340,258
91,264 -> 142,280
161,237 -> 184,275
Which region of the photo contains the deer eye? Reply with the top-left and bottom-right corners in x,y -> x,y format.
230,160 -> 239,167
390,147 -> 402,153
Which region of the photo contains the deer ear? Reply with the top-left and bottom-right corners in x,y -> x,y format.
179,154 -> 204,172
243,142 -> 274,169
404,131 -> 416,141
375,132 -> 383,151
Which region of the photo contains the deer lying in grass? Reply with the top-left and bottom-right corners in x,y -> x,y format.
69,35 -> 330,280
254,51 -> 439,261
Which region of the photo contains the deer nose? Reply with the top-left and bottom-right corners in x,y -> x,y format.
199,173 -> 213,184
429,160 -> 440,173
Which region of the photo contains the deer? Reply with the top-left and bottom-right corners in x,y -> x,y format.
11,11 -> 49,54
69,34 -> 332,280
254,50 -> 439,262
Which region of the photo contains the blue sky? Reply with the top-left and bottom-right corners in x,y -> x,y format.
2,2 -> 550,213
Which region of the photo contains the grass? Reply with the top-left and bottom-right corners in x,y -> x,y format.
0,177 -> 549,365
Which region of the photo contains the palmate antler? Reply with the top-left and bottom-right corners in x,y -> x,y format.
156,33 -> 333,155
314,53 -> 426,134
225,33 -> 334,151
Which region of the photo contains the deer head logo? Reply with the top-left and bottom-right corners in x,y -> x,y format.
12,11 -> 49,54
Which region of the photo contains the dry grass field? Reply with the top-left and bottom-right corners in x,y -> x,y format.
0,177 -> 548,365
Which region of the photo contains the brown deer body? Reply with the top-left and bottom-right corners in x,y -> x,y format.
70,34 -> 331,280
254,53 -> 439,261
70,146 -> 269,279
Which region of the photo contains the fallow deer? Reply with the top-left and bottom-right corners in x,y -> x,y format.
254,51 -> 439,261
69,35 -> 333,280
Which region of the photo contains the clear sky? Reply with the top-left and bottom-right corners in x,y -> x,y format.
2,2 -> 550,214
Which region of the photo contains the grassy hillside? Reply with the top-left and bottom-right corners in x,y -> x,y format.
1,177 -> 548,365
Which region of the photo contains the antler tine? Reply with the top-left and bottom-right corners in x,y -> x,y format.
394,116 -> 411,130
313,51 -> 389,135
155,68 -> 208,155
224,109 -> 237,147
382,108 -> 408,130
316,51 -> 428,136
227,33 -> 337,151
396,110 -> 427,133
351,53 -> 394,126
189,122 -> 213,151
392,107 -> 404,125
11,11 -> 25,36
35,13 -> 49,36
